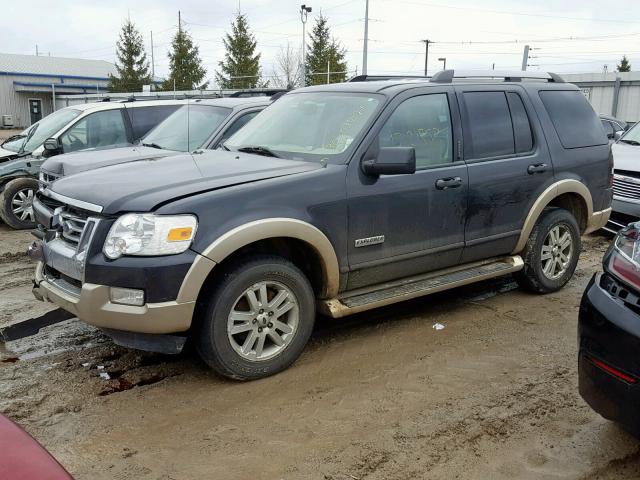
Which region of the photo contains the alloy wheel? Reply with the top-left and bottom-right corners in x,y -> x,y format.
227,280 -> 299,361
540,224 -> 573,280
11,188 -> 35,223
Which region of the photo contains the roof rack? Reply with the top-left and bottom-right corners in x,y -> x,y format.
430,69 -> 564,83
349,74 -> 428,82
228,88 -> 289,98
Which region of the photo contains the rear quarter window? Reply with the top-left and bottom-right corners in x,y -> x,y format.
539,90 -> 607,149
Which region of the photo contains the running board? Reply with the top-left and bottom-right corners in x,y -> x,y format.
319,256 -> 524,318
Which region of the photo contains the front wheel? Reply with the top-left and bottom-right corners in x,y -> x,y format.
197,255 -> 316,380
0,177 -> 38,229
514,208 -> 581,293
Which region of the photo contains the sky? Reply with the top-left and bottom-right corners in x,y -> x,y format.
1,0 -> 640,86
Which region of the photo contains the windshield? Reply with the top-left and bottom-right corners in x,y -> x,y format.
21,108 -> 82,154
225,92 -> 382,162
142,104 -> 231,152
1,131 -> 28,153
621,122 -> 640,145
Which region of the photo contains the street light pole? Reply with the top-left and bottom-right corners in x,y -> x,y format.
438,57 -> 446,70
300,4 -> 312,86
362,0 -> 369,76
421,39 -> 430,76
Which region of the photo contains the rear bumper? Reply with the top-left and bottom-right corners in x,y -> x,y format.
578,274 -> 640,433
34,261 -> 195,334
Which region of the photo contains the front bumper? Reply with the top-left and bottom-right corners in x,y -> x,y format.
578,274 -> 640,434
607,196 -> 640,232
34,261 -> 196,335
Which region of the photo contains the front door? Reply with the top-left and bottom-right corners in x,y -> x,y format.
346,88 -> 468,290
29,99 -> 42,125
455,85 -> 554,263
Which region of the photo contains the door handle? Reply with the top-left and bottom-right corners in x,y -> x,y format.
527,163 -> 548,174
435,176 -> 463,190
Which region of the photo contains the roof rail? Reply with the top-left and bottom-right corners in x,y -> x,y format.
228,88 -> 289,98
349,74 -> 429,82
430,69 -> 564,83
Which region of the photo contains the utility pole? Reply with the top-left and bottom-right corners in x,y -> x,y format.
362,0 -> 369,76
327,60 -> 330,84
438,57 -> 447,70
521,44 -> 530,71
35,44 -> 39,56
421,39 -> 430,76
178,11 -> 182,33
150,31 -> 155,80
300,4 -> 312,86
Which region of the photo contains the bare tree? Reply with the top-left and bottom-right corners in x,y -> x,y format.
271,42 -> 302,89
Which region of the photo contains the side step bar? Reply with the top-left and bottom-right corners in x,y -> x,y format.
319,255 -> 524,318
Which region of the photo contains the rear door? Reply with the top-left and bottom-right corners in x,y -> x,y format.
456,85 -> 553,262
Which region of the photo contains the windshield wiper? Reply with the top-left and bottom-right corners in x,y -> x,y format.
236,146 -> 281,158
142,142 -> 165,150
620,139 -> 640,146
219,143 -> 230,151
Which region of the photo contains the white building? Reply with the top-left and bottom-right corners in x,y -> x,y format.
563,72 -> 640,123
0,53 -> 116,128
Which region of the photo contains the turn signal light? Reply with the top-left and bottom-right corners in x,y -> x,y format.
167,227 -> 194,242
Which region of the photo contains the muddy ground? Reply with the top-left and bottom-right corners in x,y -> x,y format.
1,223 -> 639,479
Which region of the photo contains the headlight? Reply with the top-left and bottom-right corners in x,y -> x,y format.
103,214 -> 197,259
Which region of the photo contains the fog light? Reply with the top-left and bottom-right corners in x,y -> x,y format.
110,287 -> 145,306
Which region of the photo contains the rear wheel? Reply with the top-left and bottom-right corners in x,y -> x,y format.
0,177 -> 38,229
514,208 -> 581,293
197,255 -> 316,380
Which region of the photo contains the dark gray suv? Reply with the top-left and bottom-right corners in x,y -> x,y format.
31,70 -> 612,380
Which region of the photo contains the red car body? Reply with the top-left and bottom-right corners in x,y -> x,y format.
0,414 -> 72,480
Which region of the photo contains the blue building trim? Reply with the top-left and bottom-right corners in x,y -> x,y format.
13,81 -> 107,91
0,70 -> 110,81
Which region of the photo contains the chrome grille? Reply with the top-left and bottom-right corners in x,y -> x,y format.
613,174 -> 640,200
58,210 -> 89,246
40,171 -> 60,184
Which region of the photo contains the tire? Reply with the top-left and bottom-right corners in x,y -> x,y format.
514,208 -> 581,293
196,255 -> 316,380
0,177 -> 38,229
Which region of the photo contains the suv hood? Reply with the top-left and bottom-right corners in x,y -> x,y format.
47,150 -> 323,214
41,145 -> 175,177
612,142 -> 640,172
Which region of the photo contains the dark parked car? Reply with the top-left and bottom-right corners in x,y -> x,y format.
0,100 -> 183,230
579,223 -> 640,436
32,70 -> 612,380
0,413 -> 73,479
39,97 -> 272,188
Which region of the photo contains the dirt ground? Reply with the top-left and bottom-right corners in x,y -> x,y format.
0,128 -> 23,141
1,222 -> 639,480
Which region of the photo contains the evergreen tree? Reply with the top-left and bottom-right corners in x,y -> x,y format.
108,19 -> 151,92
162,25 -> 207,91
304,14 -> 348,86
216,13 -> 263,89
617,55 -> 631,72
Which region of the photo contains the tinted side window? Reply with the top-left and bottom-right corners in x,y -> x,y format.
507,92 -> 534,153
128,105 -> 181,140
217,111 -> 260,145
377,94 -> 453,168
464,91 -> 514,159
539,90 -> 607,148
60,110 -> 127,153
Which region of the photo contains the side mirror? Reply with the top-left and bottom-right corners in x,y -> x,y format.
614,130 -> 624,141
42,137 -> 61,157
362,147 -> 416,176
